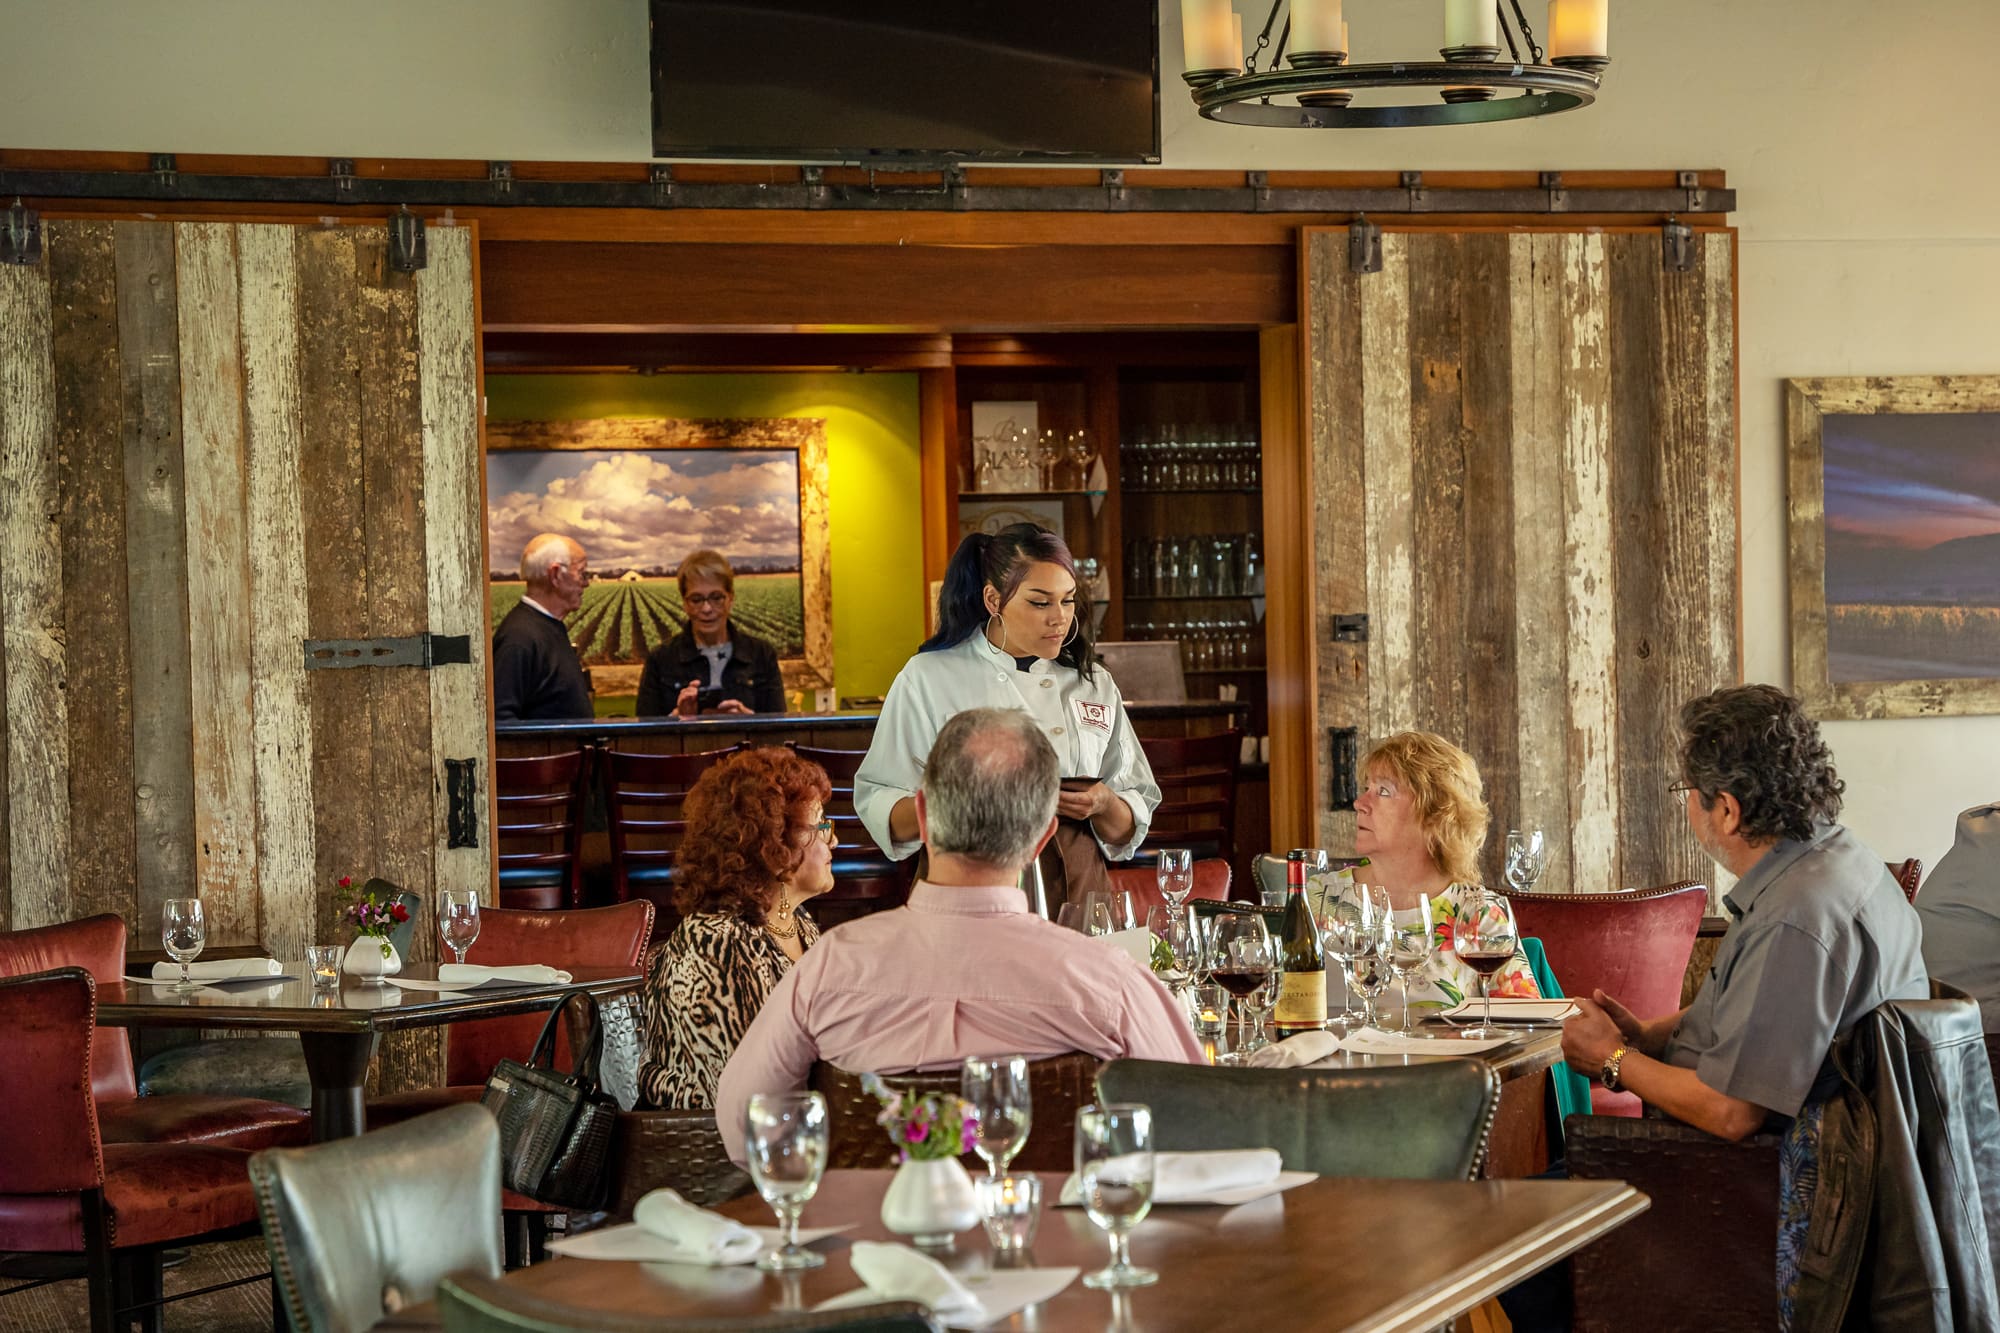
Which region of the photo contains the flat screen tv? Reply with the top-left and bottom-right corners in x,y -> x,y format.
650,0 -> 1161,163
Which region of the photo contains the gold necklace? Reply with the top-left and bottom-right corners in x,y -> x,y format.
766,896 -> 799,940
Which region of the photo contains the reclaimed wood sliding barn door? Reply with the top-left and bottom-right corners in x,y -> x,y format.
1304,227 -> 1738,896
0,222 -> 488,1083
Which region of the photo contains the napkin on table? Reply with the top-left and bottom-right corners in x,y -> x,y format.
1246,1029 -> 1341,1068
1060,1148 -> 1285,1205
148,958 -> 281,982
1098,927 -> 1155,970
436,963 -> 573,987
631,1189 -> 763,1266
847,1242 -> 990,1325
1339,1027 -> 1515,1056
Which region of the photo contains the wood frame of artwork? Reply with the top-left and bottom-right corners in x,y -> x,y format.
484,417 -> 834,691
1787,374 -> 2000,720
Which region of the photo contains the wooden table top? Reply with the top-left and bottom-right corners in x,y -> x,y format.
95,963 -> 640,1034
387,1168 -> 1645,1333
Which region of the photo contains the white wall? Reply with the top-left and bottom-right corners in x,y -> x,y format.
6,0 -> 1996,869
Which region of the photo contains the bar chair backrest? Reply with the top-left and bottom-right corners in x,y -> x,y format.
1136,729 -> 1243,868
605,745 -> 743,937
494,749 -> 590,911
789,743 -> 913,926
1505,881 -> 1708,1024
1105,858 -> 1232,921
0,913 -> 138,1101
1887,858 -> 1923,903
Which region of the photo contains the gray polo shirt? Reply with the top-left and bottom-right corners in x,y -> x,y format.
1663,821 -> 1927,1119
1915,803 -> 2000,1027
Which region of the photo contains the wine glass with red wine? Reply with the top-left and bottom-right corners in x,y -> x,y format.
1455,888 -> 1520,1039
1208,914 -> 1274,1065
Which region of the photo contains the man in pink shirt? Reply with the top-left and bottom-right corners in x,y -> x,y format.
717,707 -> 1204,1162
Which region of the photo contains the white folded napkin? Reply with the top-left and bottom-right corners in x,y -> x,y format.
1339,1027 -> 1515,1056
1059,1148 -> 1284,1206
148,958 -> 280,981
436,963 -> 573,987
1098,927 -> 1154,969
631,1189 -> 763,1266
1246,1029 -> 1341,1068
548,1222 -> 849,1264
847,1242 -> 990,1324
1437,997 -> 1579,1022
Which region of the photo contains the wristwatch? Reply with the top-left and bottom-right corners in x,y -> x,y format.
1600,1044 -> 1629,1092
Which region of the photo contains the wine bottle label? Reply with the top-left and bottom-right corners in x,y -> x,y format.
1274,970 -> 1328,1027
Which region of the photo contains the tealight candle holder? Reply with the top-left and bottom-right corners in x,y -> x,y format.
1194,982 -> 1227,1036
975,1174 -> 1042,1254
307,945 -> 343,990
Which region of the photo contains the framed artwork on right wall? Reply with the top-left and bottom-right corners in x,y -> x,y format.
1787,374 -> 2000,719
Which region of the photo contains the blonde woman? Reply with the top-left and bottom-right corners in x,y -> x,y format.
1353,731 -> 1540,1009
636,549 -> 786,716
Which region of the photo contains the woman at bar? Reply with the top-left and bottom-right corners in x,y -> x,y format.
1354,730 -> 1540,1009
636,549 -> 786,717
636,747 -> 834,1110
855,523 -> 1160,915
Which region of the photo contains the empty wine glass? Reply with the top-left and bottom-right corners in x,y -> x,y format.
1076,1103 -> 1158,1289
1345,888 -> 1393,1031
1387,893 -> 1435,1033
436,887 -> 481,966
962,1055 -> 1032,1178
161,899 -> 206,992
1318,886 -> 1369,1035
1455,889 -> 1521,1040
1035,428 -> 1062,491
744,1092 -> 830,1270
1155,849 -> 1194,912
1505,829 -> 1547,893
1065,428 -> 1095,489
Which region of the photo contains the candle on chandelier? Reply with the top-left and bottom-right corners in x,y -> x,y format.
1180,0 -> 1238,73
1443,0 -> 1498,50
1290,0 -> 1345,55
1548,0 -> 1610,61
1230,11 -> 1245,68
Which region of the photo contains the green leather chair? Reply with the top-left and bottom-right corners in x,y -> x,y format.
1095,1057 -> 1501,1180
250,1103 -> 503,1333
436,1272 -> 942,1332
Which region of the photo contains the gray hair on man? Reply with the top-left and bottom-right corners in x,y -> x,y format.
921,707 -> 1059,866
519,533 -> 581,588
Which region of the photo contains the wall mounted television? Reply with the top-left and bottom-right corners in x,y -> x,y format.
650,0 -> 1161,163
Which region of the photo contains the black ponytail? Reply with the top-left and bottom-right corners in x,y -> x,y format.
919,523 -> 1097,680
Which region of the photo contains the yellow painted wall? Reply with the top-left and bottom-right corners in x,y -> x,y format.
484,373 -> 923,703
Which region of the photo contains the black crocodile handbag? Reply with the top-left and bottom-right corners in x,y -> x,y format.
480,989 -> 617,1210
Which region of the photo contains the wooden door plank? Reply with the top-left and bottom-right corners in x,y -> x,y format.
175,222 -> 260,945
50,222 -> 138,926
1405,233 -> 1470,749
117,222 -> 196,930
1703,233 -> 1741,691
418,224 -> 490,906
1558,233 -> 1620,893
1509,235 -> 1572,893
1360,234 -> 1416,748
0,255 -> 71,929
238,224 -> 319,963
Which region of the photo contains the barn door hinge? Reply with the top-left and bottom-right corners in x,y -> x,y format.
330,158 -> 357,197
1662,214 -> 1695,272
1331,612 -> 1370,642
149,153 -> 178,188
445,758 -> 480,849
1348,215 -> 1383,273
388,207 -> 427,272
1,200 -> 41,267
302,632 -> 471,670
1101,169 -> 1129,211
1329,727 -> 1361,811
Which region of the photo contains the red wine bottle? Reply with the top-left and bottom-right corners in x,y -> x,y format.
1273,849 -> 1328,1035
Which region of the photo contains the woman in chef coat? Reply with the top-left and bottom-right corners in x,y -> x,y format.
855,523 -> 1160,913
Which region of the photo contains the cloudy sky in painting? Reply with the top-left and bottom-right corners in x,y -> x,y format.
487,450 -> 801,575
1823,412 -> 2000,551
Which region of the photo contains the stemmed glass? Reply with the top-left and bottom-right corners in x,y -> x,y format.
1505,829 -> 1547,893
1076,1103 -> 1158,1289
1155,849 -> 1193,913
161,899 -> 206,992
962,1055 -> 1032,1179
1454,889 -> 1521,1040
1208,915 -> 1274,1064
1035,428 -> 1063,491
1386,892 -> 1435,1033
1065,429 -> 1096,489
1318,885 -> 1371,1034
1346,903 -> 1393,1032
436,888 -> 481,966
1145,904 -> 1192,987
744,1092 -> 830,1270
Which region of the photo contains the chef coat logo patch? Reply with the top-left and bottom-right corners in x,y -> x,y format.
1075,700 -> 1113,734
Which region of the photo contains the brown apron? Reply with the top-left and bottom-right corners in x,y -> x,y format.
910,816 -> 1111,920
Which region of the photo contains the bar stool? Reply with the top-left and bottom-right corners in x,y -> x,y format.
495,749 -> 590,911
789,744 -> 915,928
606,745 -> 742,941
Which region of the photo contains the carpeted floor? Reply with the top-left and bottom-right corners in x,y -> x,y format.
1,1239 -> 274,1332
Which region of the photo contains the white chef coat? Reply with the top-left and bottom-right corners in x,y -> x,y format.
854,632 -> 1161,864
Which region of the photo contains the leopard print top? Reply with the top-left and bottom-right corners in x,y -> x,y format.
636,909 -> 821,1110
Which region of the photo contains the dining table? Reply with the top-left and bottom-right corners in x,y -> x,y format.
382,1167 -> 1648,1332
97,962 -> 641,1141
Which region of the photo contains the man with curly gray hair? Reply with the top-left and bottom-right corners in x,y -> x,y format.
1562,684 -> 1926,1142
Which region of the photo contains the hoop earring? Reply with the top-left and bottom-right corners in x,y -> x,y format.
1061,616 -> 1080,649
987,613 -> 1018,658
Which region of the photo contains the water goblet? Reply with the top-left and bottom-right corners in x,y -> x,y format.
1155,848 -> 1194,912
962,1054 -> 1032,1178
1455,888 -> 1521,1039
1386,892 -> 1435,1032
1505,829 -> 1547,893
1065,428 -> 1095,489
1076,1104 -> 1158,1289
437,887 -> 481,966
161,898 -> 206,993
744,1092 -> 830,1270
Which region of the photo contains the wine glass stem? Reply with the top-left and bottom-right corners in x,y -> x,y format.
1482,977 -> 1494,1031
181,960 -> 191,988
1111,1231 -> 1132,1273
782,1202 -> 801,1255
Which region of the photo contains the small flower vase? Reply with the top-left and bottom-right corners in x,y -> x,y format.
880,1156 -> 980,1249
343,936 -> 402,986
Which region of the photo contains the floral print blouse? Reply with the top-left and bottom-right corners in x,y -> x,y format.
1392,884 -> 1541,1010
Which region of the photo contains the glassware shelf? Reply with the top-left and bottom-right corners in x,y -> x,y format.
958,489 -> 1106,500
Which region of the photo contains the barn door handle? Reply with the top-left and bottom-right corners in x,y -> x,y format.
1330,728 -> 1360,811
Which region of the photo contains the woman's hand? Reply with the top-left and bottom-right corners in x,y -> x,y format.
714,698 -> 752,715
1055,780 -> 1113,821
674,680 -> 701,717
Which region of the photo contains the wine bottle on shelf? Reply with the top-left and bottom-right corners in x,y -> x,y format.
1273,849 -> 1329,1036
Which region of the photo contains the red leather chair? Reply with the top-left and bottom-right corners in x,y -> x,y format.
0,915 -> 309,1151
607,745 -> 742,941
0,968 -> 263,1332
1107,857 -> 1232,922
1506,881 -> 1708,1116
495,748 -> 590,910
790,744 -> 915,928
1887,858 -> 1922,903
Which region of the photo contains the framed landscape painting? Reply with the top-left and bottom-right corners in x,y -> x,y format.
1788,375 -> 2000,719
485,418 -> 833,706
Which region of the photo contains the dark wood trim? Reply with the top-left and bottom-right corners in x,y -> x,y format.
917,367 -> 957,593
1258,323 -> 1313,854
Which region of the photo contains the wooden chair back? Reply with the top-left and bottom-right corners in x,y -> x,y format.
606,745 -> 742,938
808,1054 -> 1099,1172
790,744 -> 914,927
1136,729 -> 1243,867
494,748 -> 588,911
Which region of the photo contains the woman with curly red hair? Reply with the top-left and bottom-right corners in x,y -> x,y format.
637,746 -> 834,1109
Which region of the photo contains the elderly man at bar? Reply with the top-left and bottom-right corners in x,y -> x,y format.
492,533 -> 594,722
715,706 -> 1203,1163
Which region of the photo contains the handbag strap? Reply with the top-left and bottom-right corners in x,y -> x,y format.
525,988 -> 605,1082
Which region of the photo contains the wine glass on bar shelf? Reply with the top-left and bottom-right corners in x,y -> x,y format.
1035,428 -> 1062,491
962,1055 -> 1032,1179
1454,888 -> 1521,1040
